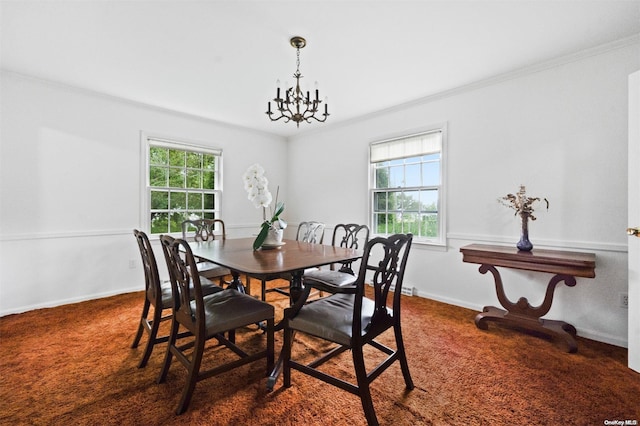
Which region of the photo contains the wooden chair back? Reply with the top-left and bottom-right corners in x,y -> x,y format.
160,235 -> 202,333
353,233 -> 413,342
133,229 -> 162,306
296,221 -> 326,244
181,219 -> 226,242
330,223 -> 370,274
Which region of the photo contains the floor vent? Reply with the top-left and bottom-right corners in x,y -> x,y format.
399,286 -> 414,296
367,283 -> 414,296
390,285 -> 414,296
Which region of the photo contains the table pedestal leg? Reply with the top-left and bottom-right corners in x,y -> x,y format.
267,270 -> 307,391
226,270 -> 246,293
288,270 -> 304,304
475,264 -> 578,353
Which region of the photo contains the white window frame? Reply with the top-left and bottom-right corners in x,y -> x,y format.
140,132 -> 223,235
369,124 -> 447,246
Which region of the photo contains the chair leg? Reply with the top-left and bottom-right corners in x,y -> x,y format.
353,346 -> 379,426
137,303 -> 163,368
283,326 -> 293,388
157,318 -> 179,384
266,318 -> 275,373
175,336 -> 206,415
131,298 -> 150,349
394,323 -> 414,390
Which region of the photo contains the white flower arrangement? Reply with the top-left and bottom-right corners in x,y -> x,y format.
242,163 -> 272,209
242,163 -> 286,249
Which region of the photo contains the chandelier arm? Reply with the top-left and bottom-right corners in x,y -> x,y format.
304,99 -> 328,121
282,91 -> 297,116
308,113 -> 328,123
267,99 -> 294,123
300,100 -> 314,119
267,113 -> 289,122
266,102 -> 286,121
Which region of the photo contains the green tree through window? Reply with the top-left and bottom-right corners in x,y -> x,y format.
147,139 -> 221,234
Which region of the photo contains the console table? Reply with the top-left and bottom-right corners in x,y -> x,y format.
460,244 -> 596,353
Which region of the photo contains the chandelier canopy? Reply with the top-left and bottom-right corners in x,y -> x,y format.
266,36 -> 329,127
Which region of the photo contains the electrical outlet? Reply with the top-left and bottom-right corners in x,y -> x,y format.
619,292 -> 628,309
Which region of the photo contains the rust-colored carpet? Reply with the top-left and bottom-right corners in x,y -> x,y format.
1,278 -> 639,425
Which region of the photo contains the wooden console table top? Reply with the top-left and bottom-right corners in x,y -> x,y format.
460,244 -> 596,278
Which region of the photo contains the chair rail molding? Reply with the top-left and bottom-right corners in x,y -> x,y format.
0,229 -> 135,241
446,232 -> 627,253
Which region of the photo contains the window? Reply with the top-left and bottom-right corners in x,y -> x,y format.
144,136 -> 222,235
370,127 -> 446,244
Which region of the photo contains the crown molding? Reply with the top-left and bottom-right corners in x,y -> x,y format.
288,34 -> 640,141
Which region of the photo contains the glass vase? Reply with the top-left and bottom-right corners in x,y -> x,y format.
517,213 -> 533,251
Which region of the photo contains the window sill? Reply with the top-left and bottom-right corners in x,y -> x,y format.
411,239 -> 447,252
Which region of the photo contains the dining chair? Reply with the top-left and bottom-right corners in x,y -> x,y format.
259,221 -> 326,301
282,233 -> 414,426
181,219 -> 230,283
182,218 -> 255,294
130,229 -> 223,368
302,223 -> 369,293
157,235 -> 275,415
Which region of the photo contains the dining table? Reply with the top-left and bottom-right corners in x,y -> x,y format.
189,237 -> 362,299
188,236 -> 363,389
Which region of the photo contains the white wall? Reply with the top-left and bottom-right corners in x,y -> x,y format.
1,39 -> 638,348
0,71 -> 287,314
287,40 -> 640,347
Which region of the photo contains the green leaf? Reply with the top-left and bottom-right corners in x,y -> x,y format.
253,222 -> 271,250
271,202 -> 285,220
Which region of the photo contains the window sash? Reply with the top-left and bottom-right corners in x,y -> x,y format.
147,137 -> 222,157
143,135 -> 222,235
369,128 -> 445,244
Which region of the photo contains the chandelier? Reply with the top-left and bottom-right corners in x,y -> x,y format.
266,36 -> 329,127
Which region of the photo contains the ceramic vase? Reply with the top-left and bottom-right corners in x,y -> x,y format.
262,227 -> 283,246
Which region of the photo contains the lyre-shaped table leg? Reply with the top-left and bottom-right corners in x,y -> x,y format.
475,264 -> 579,353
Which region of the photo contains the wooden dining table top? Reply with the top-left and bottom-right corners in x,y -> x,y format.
188,237 -> 362,276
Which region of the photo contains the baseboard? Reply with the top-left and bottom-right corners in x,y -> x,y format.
0,286 -> 141,317
414,289 -> 628,349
